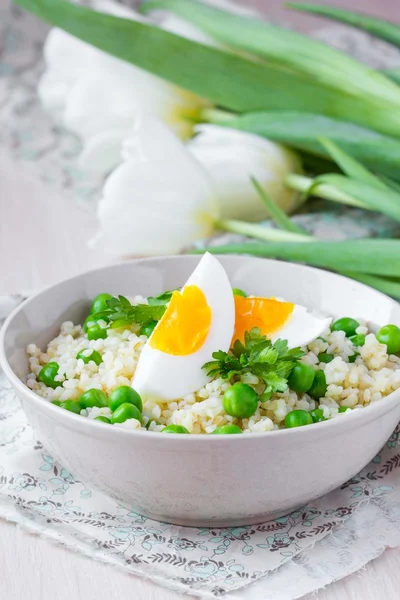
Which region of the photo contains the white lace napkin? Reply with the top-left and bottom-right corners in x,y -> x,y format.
1,295 -> 400,600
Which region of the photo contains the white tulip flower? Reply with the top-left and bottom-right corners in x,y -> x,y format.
187,125 -> 304,221
91,118 -> 218,257
37,0 -> 211,175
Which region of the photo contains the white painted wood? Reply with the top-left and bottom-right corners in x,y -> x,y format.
1,152 -> 399,599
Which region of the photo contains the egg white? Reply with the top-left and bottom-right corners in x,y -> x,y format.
269,304 -> 331,348
132,253 -> 235,402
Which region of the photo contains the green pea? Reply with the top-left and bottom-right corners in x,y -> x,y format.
318,352 -> 334,364
87,323 -> 108,340
139,321 -> 158,338
162,425 -> 190,434
108,386 -> 142,412
288,363 -> 315,393
339,406 -> 352,413
76,349 -> 103,365
310,408 -> 326,423
212,424 -> 243,434
90,293 -> 113,315
307,369 -> 327,400
376,324 -> 400,355
223,383 -> 258,419
349,334 -> 366,347
51,400 -> 61,406
111,403 -> 143,424
232,288 -> 247,297
79,389 -> 108,409
285,409 -> 313,428
94,416 -> 111,424
83,313 -> 109,333
60,400 -> 81,414
331,317 -> 359,337
349,353 -> 359,363
38,362 -> 62,389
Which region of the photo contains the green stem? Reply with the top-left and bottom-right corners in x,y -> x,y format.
201,107 -> 235,124
285,173 -> 369,209
215,218 -> 313,242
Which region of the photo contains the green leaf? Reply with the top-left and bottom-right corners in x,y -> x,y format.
384,70 -> 400,85
286,174 -> 366,209
287,3 -> 400,49
251,177 -> 308,235
312,174 -> 400,223
231,339 -> 246,359
216,219 -> 314,243
261,371 -> 288,392
210,111 -> 400,181
202,328 -> 302,385
271,339 -> 290,357
142,0 -> 400,105
380,176 -> 400,194
128,303 -> 166,325
13,0 -> 364,119
100,295 -> 167,328
118,295 -> 132,308
194,239 -> 400,278
253,346 -> 279,365
106,298 -> 120,310
318,138 -> 388,191
298,152 -> 340,176
15,0 -> 400,139
147,289 -> 177,306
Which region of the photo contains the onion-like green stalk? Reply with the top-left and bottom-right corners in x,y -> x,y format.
285,174 -> 367,209
288,3 -> 400,49
193,239 -> 400,278
215,219 -> 313,243
250,177 -> 308,235
142,0 -> 400,138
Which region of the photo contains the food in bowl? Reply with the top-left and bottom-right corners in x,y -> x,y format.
24,254 -> 400,435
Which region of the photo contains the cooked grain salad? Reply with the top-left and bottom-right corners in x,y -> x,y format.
24,255 -> 400,435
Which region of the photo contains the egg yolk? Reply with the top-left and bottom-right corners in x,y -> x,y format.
150,285 -> 212,355
234,296 -> 295,343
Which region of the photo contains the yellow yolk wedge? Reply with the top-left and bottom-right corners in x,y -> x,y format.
150,285 -> 212,355
233,296 -> 295,344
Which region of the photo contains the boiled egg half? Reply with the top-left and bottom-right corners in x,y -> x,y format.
132,252 -> 235,401
233,295 -> 331,349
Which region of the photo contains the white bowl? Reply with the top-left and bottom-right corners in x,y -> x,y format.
1,256 -> 400,527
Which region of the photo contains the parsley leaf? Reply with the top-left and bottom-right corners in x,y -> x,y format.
147,289 -> 179,306
95,295 -> 166,328
203,327 -> 304,396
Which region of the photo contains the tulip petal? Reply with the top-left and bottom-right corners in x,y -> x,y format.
188,125 -> 303,221
92,119 -> 217,256
78,129 -> 127,174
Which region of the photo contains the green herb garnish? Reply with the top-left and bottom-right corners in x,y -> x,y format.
203,328 -> 304,399
95,295 -> 166,329
147,289 -> 178,306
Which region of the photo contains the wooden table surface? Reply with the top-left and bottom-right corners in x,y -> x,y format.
2,1 -> 400,598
